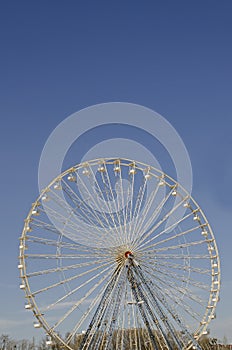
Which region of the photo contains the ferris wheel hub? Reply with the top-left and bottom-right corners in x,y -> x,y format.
113,246 -> 136,266
124,250 -> 133,258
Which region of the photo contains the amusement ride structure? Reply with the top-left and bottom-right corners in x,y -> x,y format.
19,158 -> 220,349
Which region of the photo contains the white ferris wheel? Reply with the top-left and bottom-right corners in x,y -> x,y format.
19,158 -> 220,350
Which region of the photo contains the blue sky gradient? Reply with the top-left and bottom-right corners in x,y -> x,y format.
0,0 -> 231,343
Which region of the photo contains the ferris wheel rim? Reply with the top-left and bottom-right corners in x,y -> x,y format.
19,157 -> 220,349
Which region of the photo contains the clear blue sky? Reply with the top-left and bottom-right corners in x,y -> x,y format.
0,0 -> 231,343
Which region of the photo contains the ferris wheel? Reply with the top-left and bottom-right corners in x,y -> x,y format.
19,158 -> 220,350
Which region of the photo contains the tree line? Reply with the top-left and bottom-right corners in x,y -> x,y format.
0,333 -> 230,350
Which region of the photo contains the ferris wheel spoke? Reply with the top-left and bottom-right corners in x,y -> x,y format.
41,201 -> 88,230
45,264 -> 114,312
26,257 -> 112,278
98,165 -> 121,225
155,281 -> 202,321
106,161 -> 133,242
129,175 -> 148,243
141,261 -> 194,296
25,234 -> 85,250
145,239 -> 207,253
146,264 -> 210,297
149,259 -> 211,275
128,265 -> 176,350
138,193 -> 181,247
72,270 -> 132,348
142,253 -> 210,259
127,273 -> 160,348
137,196 -> 190,249
130,178 -> 161,241
102,271 -> 128,349
140,183 -> 181,238
79,265 -> 124,349
149,283 -> 203,349
24,240 -> 111,258
52,266 -> 118,333
128,169 -> 149,246
65,274 -> 116,345
32,260 -> 112,296
140,225 -> 202,251
40,205 -> 113,245
30,219 -> 63,235
92,172 -> 125,246
49,184 -> 109,236
120,162 -> 138,242
61,179 -> 112,232
127,165 -> 145,245
138,268 -> 201,321
141,264 -> 208,311
160,286 -> 207,311
134,184 -> 174,244
77,165 -> 121,237
114,162 -> 128,242
156,284 -> 202,324
25,236 -> 111,254
124,171 -> 134,244
45,188 -> 116,243
78,164 -> 112,217
29,221 -> 117,249
62,176 -> 104,225
143,261 -> 210,293
30,218 -> 107,247
40,189 -> 75,218
25,253 -> 108,259
62,179 -> 113,238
